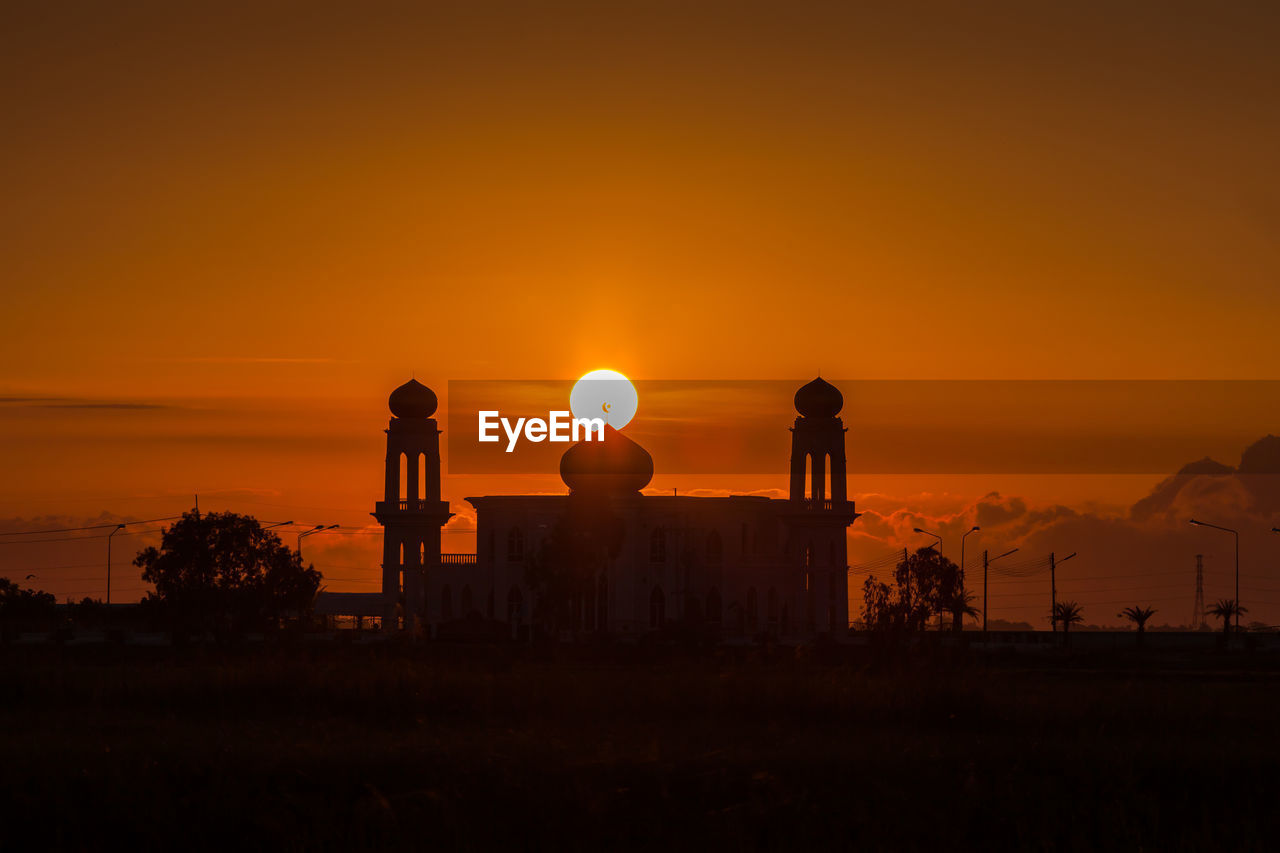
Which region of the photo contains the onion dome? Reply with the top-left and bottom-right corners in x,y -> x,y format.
388,379 -> 438,419
794,377 -> 842,418
560,426 -> 653,495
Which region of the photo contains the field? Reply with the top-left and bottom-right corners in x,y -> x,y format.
2,643 -> 1278,851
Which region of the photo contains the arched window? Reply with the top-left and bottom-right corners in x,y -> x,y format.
461,584 -> 473,616
707,530 -> 723,566
418,453 -> 426,502
507,587 -> 524,625
399,452 -> 408,501
650,527 -> 666,562
398,542 -> 405,566
507,527 -> 524,561
706,588 -> 722,625
767,588 -> 779,631
650,586 -> 665,629
805,452 -> 813,500
746,587 -> 758,634
441,585 -> 453,621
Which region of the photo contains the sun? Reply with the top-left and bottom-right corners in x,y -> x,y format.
570,369 -> 638,429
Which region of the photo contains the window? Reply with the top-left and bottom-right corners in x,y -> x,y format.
399,452 -> 408,501
707,530 -> 723,566
650,586 -> 665,629
650,527 -> 666,562
507,527 -> 524,561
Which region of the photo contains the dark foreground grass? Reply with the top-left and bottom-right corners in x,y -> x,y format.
2,644 -> 1278,851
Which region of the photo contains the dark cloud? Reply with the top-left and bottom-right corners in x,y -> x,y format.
0,396 -> 172,410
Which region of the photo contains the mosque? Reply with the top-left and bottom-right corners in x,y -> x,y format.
319,377 -> 859,640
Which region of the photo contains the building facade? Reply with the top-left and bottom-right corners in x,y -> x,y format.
353,377 -> 858,640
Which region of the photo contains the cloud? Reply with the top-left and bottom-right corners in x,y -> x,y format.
0,396 -> 171,410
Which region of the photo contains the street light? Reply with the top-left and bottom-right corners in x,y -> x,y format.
960,526 -> 980,577
983,547 -> 1019,645
263,520 -> 294,530
1049,551 -> 1076,632
959,526 -> 980,627
298,524 -> 339,557
913,527 -> 942,553
1190,519 -> 1240,632
106,523 -> 126,605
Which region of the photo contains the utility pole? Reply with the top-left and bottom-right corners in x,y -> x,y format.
983,549 -> 988,643
1050,552 -> 1057,632
982,547 -> 1019,647
903,547 -> 910,625
1049,552 -> 1076,633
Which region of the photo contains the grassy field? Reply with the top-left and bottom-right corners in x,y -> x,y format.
2,643 -> 1278,851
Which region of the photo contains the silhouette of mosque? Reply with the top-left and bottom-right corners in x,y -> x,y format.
320,378 -> 859,639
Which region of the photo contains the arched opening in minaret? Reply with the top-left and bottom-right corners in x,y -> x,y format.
417,453 -> 426,501
804,452 -> 813,500
398,453 -> 408,501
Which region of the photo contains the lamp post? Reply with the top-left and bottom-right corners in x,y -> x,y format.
959,526 -> 980,632
298,524 -> 339,558
106,523 -> 126,604
264,520 -> 294,531
1049,551 -> 1076,632
1191,519 -> 1239,632
983,547 -> 1019,646
912,527 -> 942,553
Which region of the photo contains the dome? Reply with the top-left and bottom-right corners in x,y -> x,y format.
794,377 -> 842,418
560,426 -> 653,495
388,379 -> 438,419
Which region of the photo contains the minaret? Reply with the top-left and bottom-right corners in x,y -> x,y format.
373,379 -> 453,633
785,378 -> 859,637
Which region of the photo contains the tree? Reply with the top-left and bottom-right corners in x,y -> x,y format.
944,588 -> 980,633
1051,601 -> 1084,635
0,577 -> 57,627
1118,605 -> 1157,644
1206,599 -> 1246,640
861,547 -> 963,632
134,511 -> 320,639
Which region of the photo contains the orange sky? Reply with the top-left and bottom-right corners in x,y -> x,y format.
3,1 -> 1280,625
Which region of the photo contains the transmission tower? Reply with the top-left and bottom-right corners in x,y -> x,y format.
1192,554 -> 1206,630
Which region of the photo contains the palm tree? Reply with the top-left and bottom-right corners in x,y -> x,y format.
1206,599 -> 1247,640
1052,601 -> 1084,641
945,588 -> 980,633
1118,605 -> 1157,645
